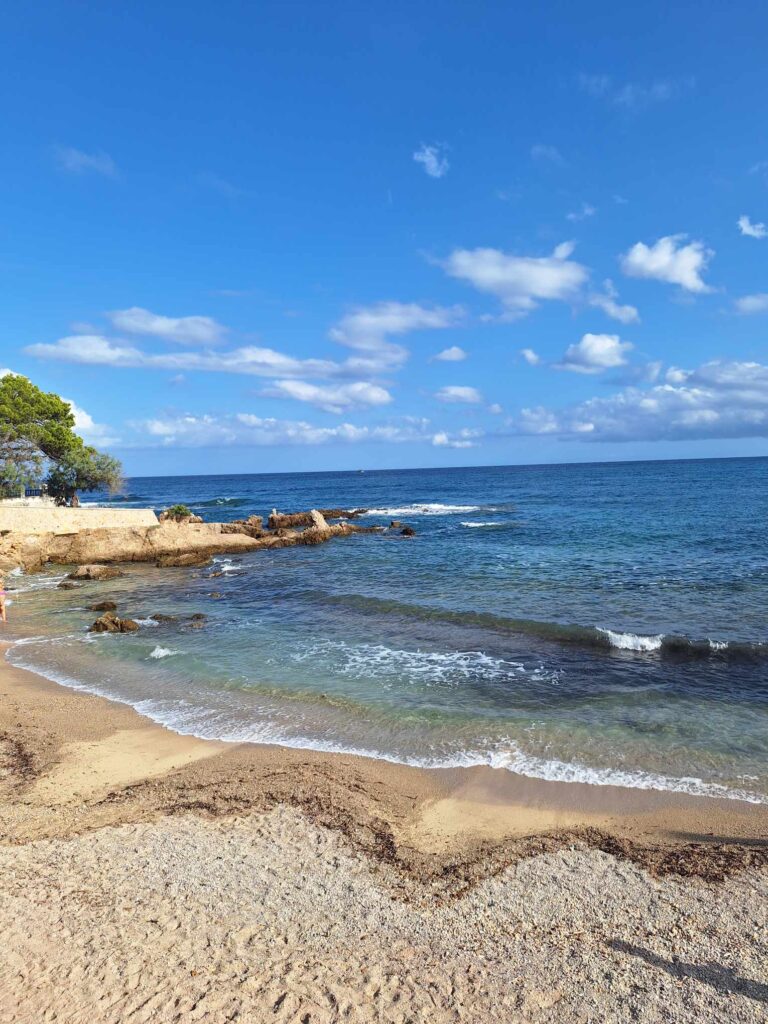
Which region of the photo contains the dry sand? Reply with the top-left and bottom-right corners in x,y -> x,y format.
1,645 -> 767,1022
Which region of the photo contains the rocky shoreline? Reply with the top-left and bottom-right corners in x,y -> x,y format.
0,506 -> 389,574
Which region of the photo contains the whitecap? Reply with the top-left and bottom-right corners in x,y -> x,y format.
364,503 -> 493,517
598,628 -> 664,652
148,646 -> 177,659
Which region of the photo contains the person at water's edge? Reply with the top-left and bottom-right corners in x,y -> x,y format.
0,578 -> 7,623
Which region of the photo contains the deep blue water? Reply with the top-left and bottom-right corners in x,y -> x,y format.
8,458 -> 768,801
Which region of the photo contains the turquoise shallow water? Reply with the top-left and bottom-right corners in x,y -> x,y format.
6,458 -> 768,801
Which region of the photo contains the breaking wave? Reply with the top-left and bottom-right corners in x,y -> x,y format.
363,503 -> 495,517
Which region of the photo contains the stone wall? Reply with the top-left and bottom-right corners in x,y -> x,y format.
0,507 -> 159,535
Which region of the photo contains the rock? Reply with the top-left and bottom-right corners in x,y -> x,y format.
400,526 -> 416,537
89,600 -> 117,612
58,581 -> 81,590
155,553 -> 213,568
89,610 -> 141,633
150,613 -> 177,622
390,520 -> 402,528
190,613 -> 206,620
318,508 -> 367,519
68,564 -> 125,581
209,591 -> 222,599
309,510 -> 330,531
158,510 -> 204,524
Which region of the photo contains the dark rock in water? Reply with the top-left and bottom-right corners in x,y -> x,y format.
156,553 -> 213,568
58,581 -> 81,590
190,613 -> 207,620
90,600 -> 117,612
209,570 -> 224,578
150,613 -> 177,622
400,526 -> 416,537
89,611 -> 140,633
209,591 -> 222,599
390,520 -> 402,528
68,564 -> 125,581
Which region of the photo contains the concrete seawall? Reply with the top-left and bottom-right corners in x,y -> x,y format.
0,507 -> 159,535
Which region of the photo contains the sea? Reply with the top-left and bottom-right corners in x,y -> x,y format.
5,458 -> 768,803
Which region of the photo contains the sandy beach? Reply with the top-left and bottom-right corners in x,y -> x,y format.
1,644 -> 767,1022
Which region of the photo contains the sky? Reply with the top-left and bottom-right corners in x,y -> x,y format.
2,0 -> 768,476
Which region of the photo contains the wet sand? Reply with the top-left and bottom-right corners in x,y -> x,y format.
1,645 -> 767,1021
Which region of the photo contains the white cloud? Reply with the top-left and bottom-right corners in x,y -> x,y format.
442,242 -> 588,318
530,144 -> 563,164
555,333 -> 633,374
566,202 -> 596,222
579,74 -> 693,109
432,428 -> 482,449
55,146 -> 117,177
62,398 -> 119,445
108,307 -> 228,345
488,403 -> 503,414
262,379 -> 392,413
514,360 -> 768,442
737,215 -> 767,240
26,334 -> 347,379
329,301 -> 462,372
413,143 -> 449,179
435,385 -> 483,404
734,293 -> 768,315
131,412 -> 438,448
434,345 -> 467,362
620,235 -> 713,293
589,279 -> 640,323
520,348 -> 540,365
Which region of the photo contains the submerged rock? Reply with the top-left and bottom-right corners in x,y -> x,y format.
150,613 -> 177,622
58,581 -> 81,590
89,600 -> 117,612
156,553 -> 213,568
401,526 -> 416,537
68,564 -> 125,581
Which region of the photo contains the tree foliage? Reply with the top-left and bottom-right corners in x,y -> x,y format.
0,373 -> 123,502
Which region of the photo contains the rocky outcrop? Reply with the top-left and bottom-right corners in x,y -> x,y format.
267,508 -> 366,529
68,564 -> 125,581
400,526 -> 416,537
90,600 -> 117,612
89,612 -> 140,633
0,510 -> 385,573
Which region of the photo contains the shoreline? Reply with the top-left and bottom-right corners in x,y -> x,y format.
3,640 -> 767,877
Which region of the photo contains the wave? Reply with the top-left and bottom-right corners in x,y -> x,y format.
598,628 -> 664,652
193,496 -> 249,508
7,644 -> 764,805
363,503 -> 495,517
460,521 -> 507,528
291,639 -> 549,685
148,646 -> 177,659
295,591 -> 768,661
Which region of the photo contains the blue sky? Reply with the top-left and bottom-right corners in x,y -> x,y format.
2,0 -> 768,475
